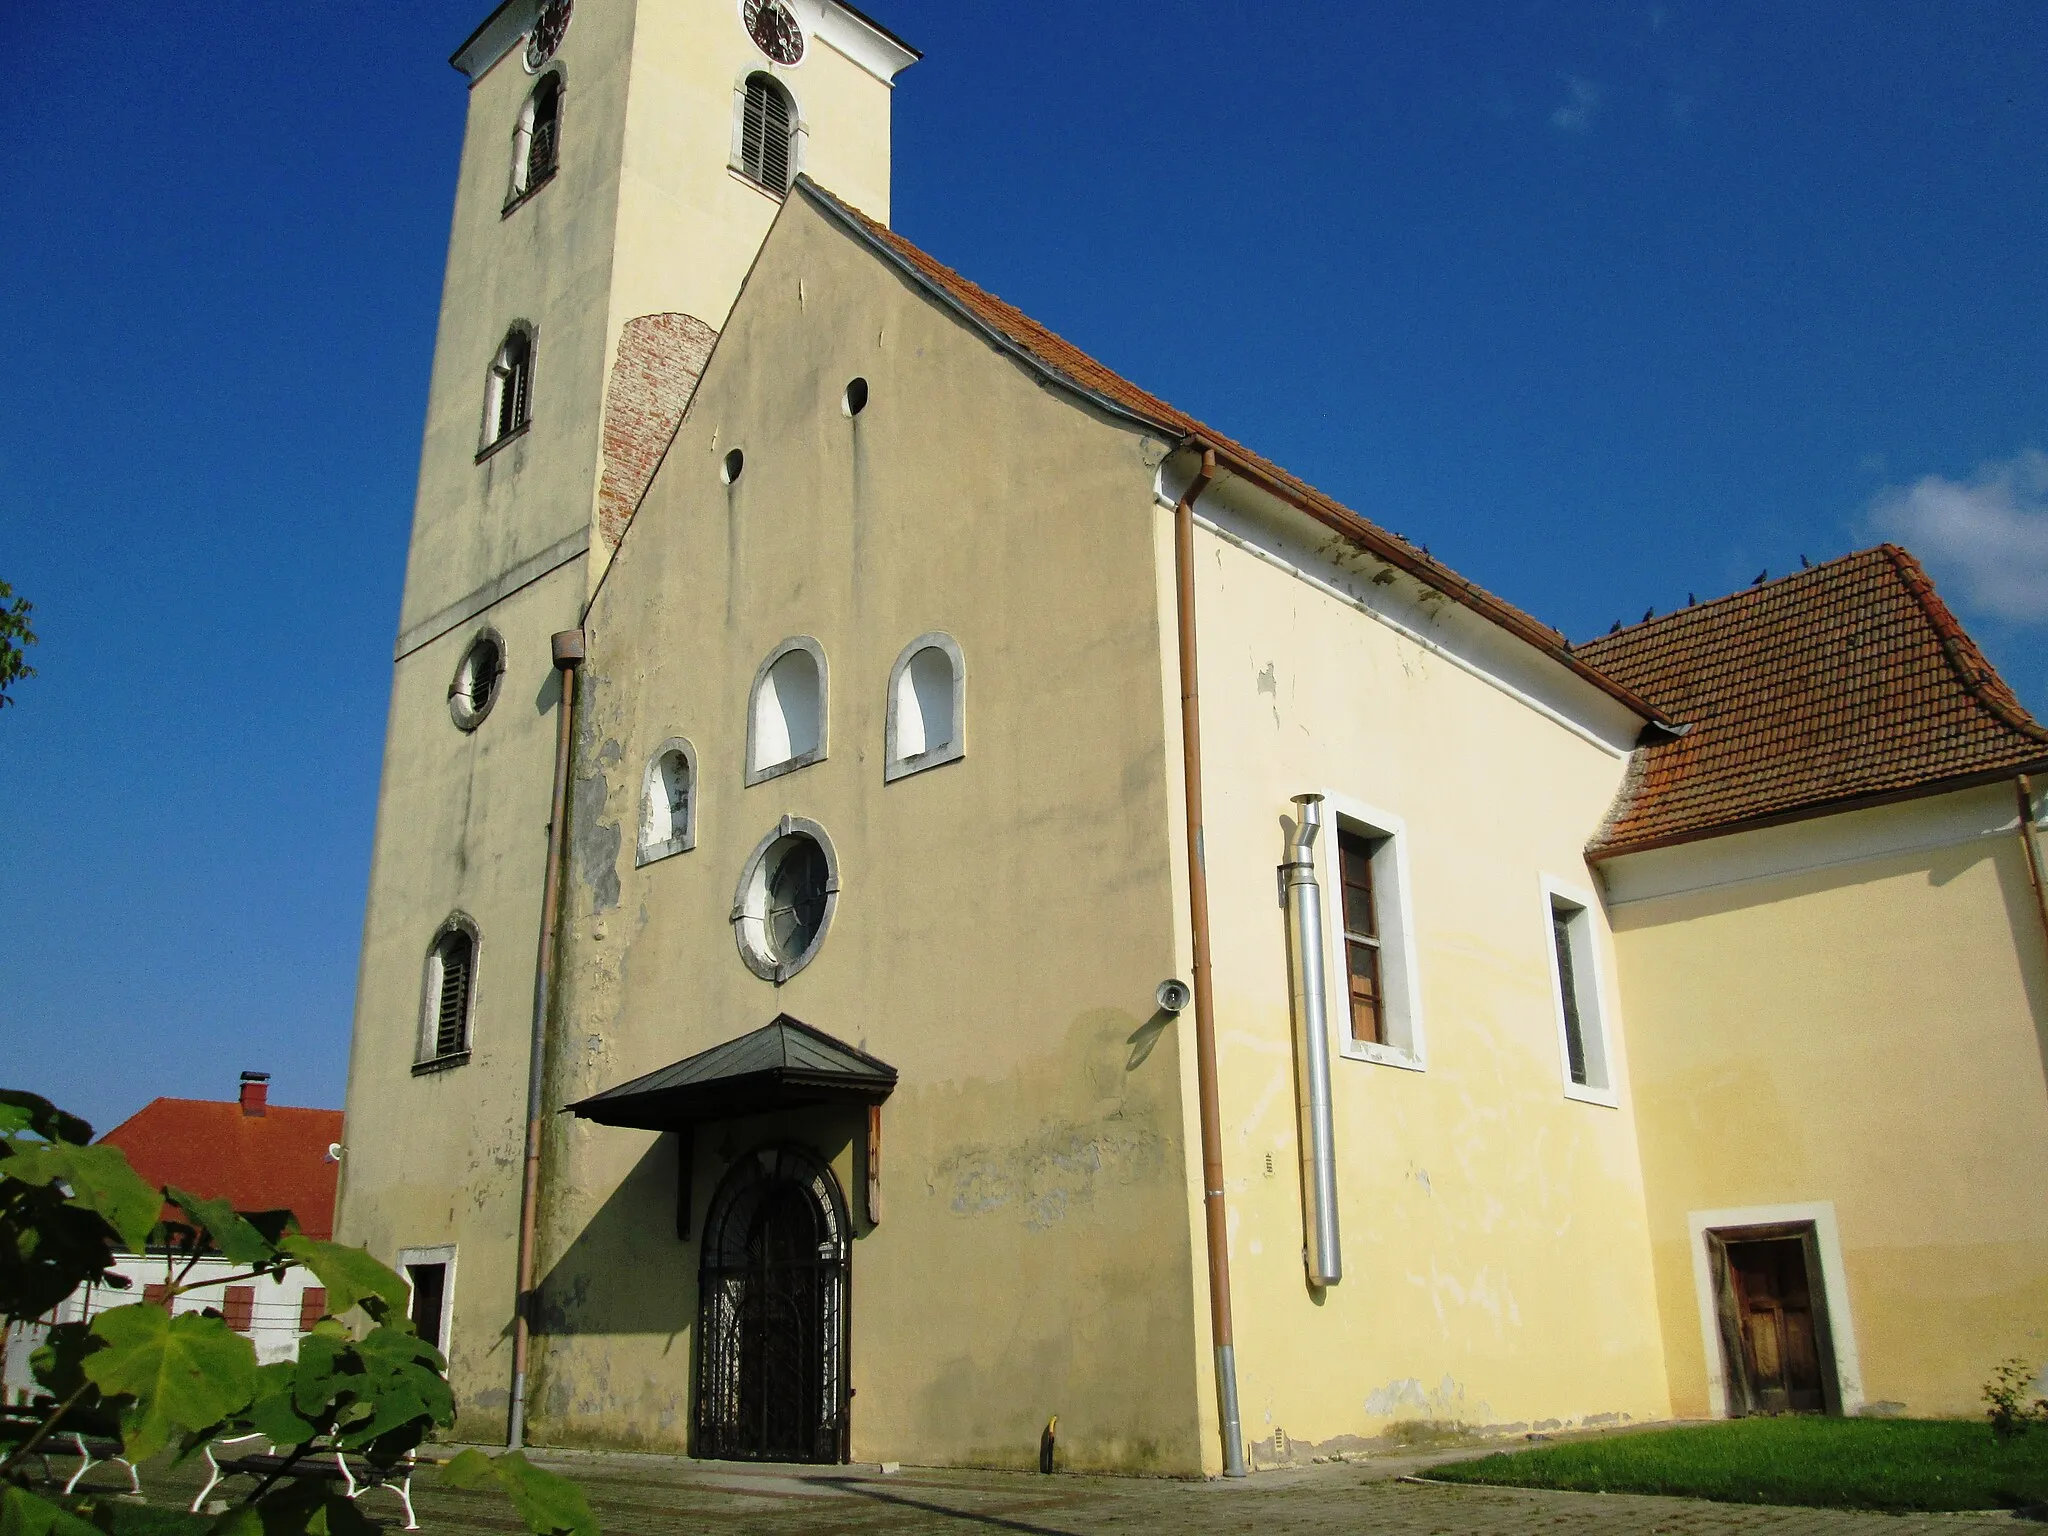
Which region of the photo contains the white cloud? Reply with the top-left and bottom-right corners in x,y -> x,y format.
1550,76 -> 1602,132
1869,449 -> 2048,623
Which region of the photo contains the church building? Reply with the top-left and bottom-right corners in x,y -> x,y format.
337,0 -> 2048,1475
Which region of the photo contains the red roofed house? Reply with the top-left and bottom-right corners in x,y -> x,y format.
56,1074 -> 349,1367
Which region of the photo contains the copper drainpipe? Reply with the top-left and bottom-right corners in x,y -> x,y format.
1172,446 -> 1246,1478
2016,776 -> 2048,959
508,627 -> 585,1450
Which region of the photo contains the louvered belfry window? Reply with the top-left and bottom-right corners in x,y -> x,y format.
434,931 -> 474,1058
486,329 -> 532,449
740,74 -> 795,194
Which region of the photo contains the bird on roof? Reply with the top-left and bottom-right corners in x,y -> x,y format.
1687,592 -> 1697,606
1752,570 -> 1768,586
1610,620 -> 1623,634
1643,607 -> 1655,622
1801,553 -> 1811,569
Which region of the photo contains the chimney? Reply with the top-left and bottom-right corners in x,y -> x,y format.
239,1071 -> 270,1117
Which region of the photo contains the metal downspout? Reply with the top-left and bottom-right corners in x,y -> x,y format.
1172,446 -> 1247,1478
2016,776 -> 2048,961
1282,795 -> 1342,1288
508,627 -> 585,1450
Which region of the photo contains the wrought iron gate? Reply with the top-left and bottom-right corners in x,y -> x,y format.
695,1144 -> 849,1462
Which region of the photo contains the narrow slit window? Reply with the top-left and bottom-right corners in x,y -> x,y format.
739,74 -> 796,194
746,639 -> 827,784
1547,893 -> 1614,1100
885,634 -> 966,781
1338,828 -> 1384,1046
638,739 -> 698,864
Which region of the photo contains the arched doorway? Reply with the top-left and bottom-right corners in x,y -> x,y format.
695,1144 -> 850,1462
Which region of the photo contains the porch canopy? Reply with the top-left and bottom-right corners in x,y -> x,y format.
566,1013 -> 897,1130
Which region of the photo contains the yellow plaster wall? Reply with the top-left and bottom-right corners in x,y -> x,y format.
336,572 -> 584,1427
1179,515 -> 1673,1460
527,195 -> 1207,1474
1608,793 -> 2048,1419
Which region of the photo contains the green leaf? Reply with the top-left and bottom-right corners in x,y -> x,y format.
244,1360 -> 319,1447
291,1326 -> 350,1418
0,1091 -> 92,1148
204,1508 -> 263,1536
277,1239 -> 409,1323
0,1486 -> 102,1536
165,1188 -> 280,1268
7,1145 -> 160,1254
440,1451 -> 597,1536
83,1302 -> 259,1462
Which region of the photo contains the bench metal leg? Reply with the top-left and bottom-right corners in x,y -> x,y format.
60,1433 -> 95,1496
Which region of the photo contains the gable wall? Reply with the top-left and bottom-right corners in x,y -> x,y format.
1178,480 -> 1672,1459
529,198 -> 1206,1472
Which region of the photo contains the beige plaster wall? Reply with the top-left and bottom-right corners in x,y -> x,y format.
1178,501 -> 1674,1461
1608,790 -> 2048,1419
337,570 -> 584,1428
528,195 -> 1206,1473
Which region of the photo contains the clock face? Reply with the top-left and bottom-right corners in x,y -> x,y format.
525,0 -> 571,71
743,0 -> 805,65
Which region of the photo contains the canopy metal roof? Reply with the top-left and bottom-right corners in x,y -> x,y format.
566,1014 -> 897,1131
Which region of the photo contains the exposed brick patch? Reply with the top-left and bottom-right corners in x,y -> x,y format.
598,313 -> 718,549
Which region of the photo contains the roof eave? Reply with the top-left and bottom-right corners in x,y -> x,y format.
1587,758 -> 2048,862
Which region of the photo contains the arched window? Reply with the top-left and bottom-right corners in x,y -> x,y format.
737,73 -> 797,195
746,637 -> 827,785
637,737 -> 698,865
417,919 -> 479,1069
885,633 -> 965,781
508,72 -> 563,206
482,327 -> 533,452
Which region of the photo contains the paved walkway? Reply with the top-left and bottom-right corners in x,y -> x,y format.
407,1448 -> 2028,1535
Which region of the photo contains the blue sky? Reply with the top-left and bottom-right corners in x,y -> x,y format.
4,1 -> 2044,1131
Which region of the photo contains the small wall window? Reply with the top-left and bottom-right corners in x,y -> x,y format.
735,73 -> 798,195
732,816 -> 840,983
448,629 -> 504,731
638,737 -> 698,865
507,72 -> 563,208
1319,797 -> 1424,1069
481,327 -> 534,454
884,633 -> 965,782
1543,881 -> 1615,1104
416,918 -> 479,1070
746,637 -> 827,785
397,1245 -> 457,1357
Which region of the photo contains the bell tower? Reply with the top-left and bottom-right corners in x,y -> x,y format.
337,0 -> 915,1427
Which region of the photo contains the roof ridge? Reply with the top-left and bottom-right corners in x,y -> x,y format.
1880,543 -> 2048,746
1579,547 -> 1882,651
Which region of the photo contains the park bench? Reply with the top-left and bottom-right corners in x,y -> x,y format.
191,1434 -> 421,1530
0,1403 -> 141,1496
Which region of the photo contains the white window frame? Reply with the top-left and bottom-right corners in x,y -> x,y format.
396,1245 -> 458,1358
1316,794 -> 1425,1071
637,736 -> 699,865
883,632 -> 966,783
745,636 -> 829,786
415,916 -> 480,1070
1539,876 -> 1618,1107
1686,1202 -> 1865,1418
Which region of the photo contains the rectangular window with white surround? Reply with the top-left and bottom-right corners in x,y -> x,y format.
398,1245 -> 457,1357
1542,880 -> 1617,1105
1318,795 -> 1425,1069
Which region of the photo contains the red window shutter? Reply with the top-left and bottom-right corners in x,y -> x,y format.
222,1286 -> 255,1333
298,1287 -> 328,1333
143,1284 -> 170,1309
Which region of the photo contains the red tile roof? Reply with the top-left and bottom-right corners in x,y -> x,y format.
794,180 -> 1669,728
97,1096 -> 344,1242
1578,545 -> 2048,856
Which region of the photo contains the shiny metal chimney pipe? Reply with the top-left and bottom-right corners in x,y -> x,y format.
1283,794 -> 1342,1287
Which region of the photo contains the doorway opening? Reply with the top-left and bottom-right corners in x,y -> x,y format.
695,1144 -> 849,1462
1705,1223 -> 1842,1416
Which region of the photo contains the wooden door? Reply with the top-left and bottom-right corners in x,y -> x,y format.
1726,1237 -> 1825,1413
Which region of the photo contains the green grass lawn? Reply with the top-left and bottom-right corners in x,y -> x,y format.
1429,1417 -> 2048,1512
